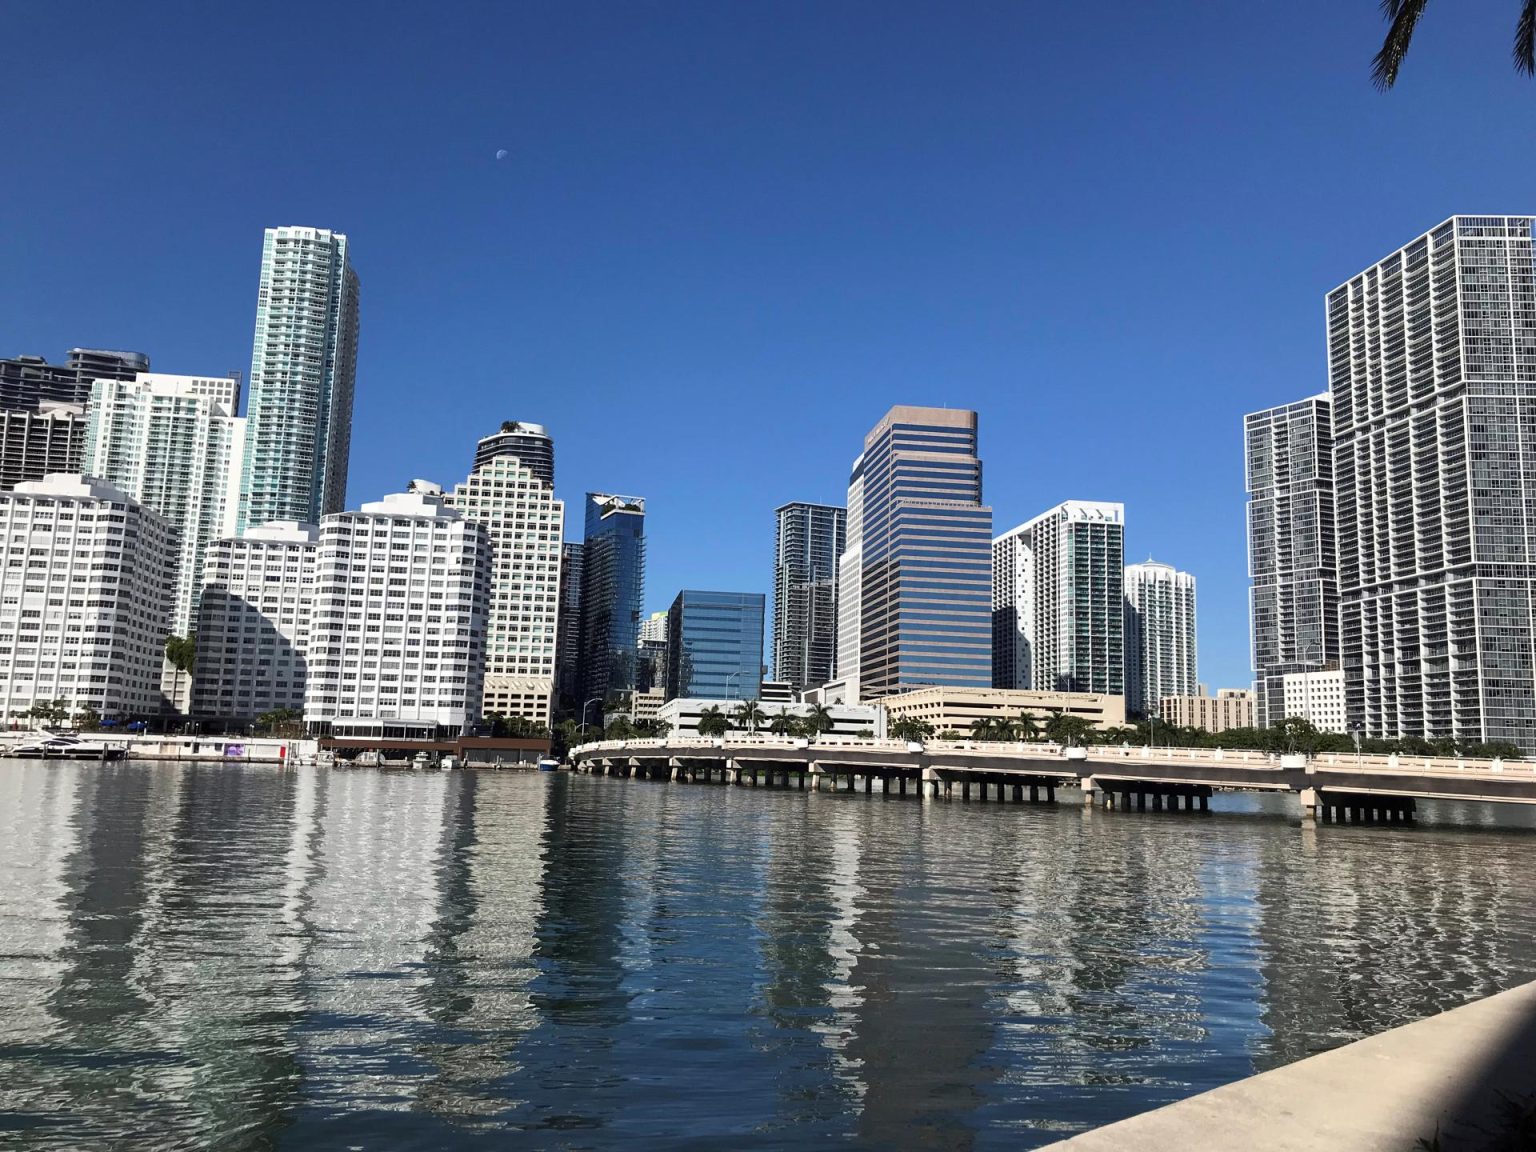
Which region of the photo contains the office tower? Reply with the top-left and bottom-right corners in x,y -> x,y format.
1244,394 -> 1339,728
0,350 -> 148,489
835,406 -> 992,701
82,373 -> 246,636
304,483 -> 490,732
0,475 -> 172,722
993,501 -> 1125,695
471,420 -> 555,485
835,458 -> 865,698
1123,560 -> 1198,717
773,502 -> 845,692
1328,216 -> 1536,751
237,226 -> 360,533
445,423 -> 564,726
555,541 -> 584,716
577,493 -> 645,706
664,590 -> 766,701
636,609 -> 668,693
192,522 -> 318,721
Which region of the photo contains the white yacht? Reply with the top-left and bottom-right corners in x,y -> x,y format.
4,732 -> 128,761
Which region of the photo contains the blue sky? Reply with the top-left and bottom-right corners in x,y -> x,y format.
5,1 -> 1535,690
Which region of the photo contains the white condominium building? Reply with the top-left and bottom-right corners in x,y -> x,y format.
0,475 -> 172,722
192,521 -> 319,721
994,501 -> 1125,695
444,424 -> 564,726
83,372 -> 245,636
1124,559 -> 1197,717
834,455 -> 864,702
1328,216 -> 1536,753
1281,668 -> 1347,735
304,483 -> 490,732
237,226 -> 360,533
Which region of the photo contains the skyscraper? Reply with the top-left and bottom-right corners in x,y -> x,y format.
82,372 -> 246,636
0,350 -> 149,490
237,226 -> 360,532
993,501 -> 1125,695
664,590 -> 766,701
837,406 -> 992,701
773,502 -> 845,692
578,493 -> 645,706
1328,215 -> 1536,752
445,422 -> 563,725
1244,394 -> 1338,728
1124,559 -> 1197,717
555,541 -> 584,716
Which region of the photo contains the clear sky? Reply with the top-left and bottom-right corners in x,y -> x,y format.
5,0 -> 1535,690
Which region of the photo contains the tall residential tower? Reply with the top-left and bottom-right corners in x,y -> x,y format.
578,493 -> 646,706
1124,559 -> 1197,717
773,502 -> 845,692
237,226 -> 360,532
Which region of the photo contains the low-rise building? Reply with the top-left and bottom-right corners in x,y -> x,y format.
656,697 -> 881,738
304,483 -> 491,735
1160,688 -> 1256,733
879,686 -> 1126,734
759,680 -> 795,704
0,474 -> 172,722
1280,669 -> 1347,734
192,521 -> 319,723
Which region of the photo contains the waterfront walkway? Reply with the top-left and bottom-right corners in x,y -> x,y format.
1037,978 -> 1536,1150
568,736 -> 1536,820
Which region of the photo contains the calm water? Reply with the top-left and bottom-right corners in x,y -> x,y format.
3,765 -> 1536,1151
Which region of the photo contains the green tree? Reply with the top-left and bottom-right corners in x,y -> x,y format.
889,717 -> 934,742
164,634 -> 196,714
697,706 -> 730,738
256,707 -> 304,737
803,703 -> 835,737
603,716 -> 637,741
74,706 -> 102,732
1015,712 -> 1041,742
767,709 -> 798,736
1372,0 -> 1536,89
733,699 -> 766,733
1045,711 -> 1096,747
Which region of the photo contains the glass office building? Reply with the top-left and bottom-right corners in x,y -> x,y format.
840,406 -> 993,699
665,590 -> 765,701
578,493 -> 646,706
773,502 -> 845,691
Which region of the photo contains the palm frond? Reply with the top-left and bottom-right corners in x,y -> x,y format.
1372,0 -> 1431,89
1516,0 -> 1536,74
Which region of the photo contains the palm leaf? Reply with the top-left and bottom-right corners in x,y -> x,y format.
1372,0 -> 1431,89
1517,0 -> 1536,74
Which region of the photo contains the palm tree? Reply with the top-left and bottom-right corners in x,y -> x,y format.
969,717 -> 997,741
164,634 -> 196,716
804,703 -> 834,738
1045,711 -> 1095,747
767,709 -> 797,736
733,699 -> 766,733
889,717 -> 935,742
1015,712 -> 1041,742
697,706 -> 729,738
1373,0 -> 1536,88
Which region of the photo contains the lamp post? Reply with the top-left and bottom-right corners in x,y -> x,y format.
579,697 -> 602,741
725,671 -> 741,702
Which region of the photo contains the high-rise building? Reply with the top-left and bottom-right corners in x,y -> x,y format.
1328,216 -> 1536,752
237,226 -> 360,533
445,423 -> 563,726
304,483 -> 490,732
993,501 -> 1125,695
836,406 -> 992,701
664,590 -> 766,701
82,373 -> 246,637
555,541 -> 584,716
192,521 -> 319,721
636,609 -> 668,693
1244,394 -> 1338,728
773,502 -> 845,692
835,456 -> 866,698
578,493 -> 645,706
0,474 -> 172,722
0,351 -> 148,490
1124,559 -> 1197,717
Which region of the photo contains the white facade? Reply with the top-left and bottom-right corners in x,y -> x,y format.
304,484 -> 490,732
834,454 -> 864,703
993,501 -> 1125,695
192,521 -> 318,720
1281,669 -> 1347,734
655,697 -> 881,738
0,475 -> 172,721
1124,560 -> 1197,717
82,372 -> 245,636
444,447 -> 564,726
639,610 -> 668,644
238,226 -> 360,532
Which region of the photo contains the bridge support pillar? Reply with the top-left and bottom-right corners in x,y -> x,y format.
725,759 -> 738,785
809,762 -> 822,791
1298,787 -> 1319,822
1081,776 -> 1097,806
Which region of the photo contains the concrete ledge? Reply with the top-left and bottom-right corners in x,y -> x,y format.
1038,979 -> 1536,1151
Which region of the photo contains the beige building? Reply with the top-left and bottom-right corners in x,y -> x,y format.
880,686 -> 1125,734
1161,688 -> 1255,733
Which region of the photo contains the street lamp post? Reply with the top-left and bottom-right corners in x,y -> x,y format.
725,671 -> 741,701
579,697 -> 602,741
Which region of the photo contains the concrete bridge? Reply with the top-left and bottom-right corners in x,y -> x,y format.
568,736 -> 1536,822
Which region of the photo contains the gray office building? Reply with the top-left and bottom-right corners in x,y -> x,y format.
0,350 -> 149,490
1328,215 -> 1536,752
773,502 -> 845,691
1245,394 -> 1339,728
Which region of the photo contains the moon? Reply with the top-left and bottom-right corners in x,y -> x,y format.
495,149 -> 508,160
